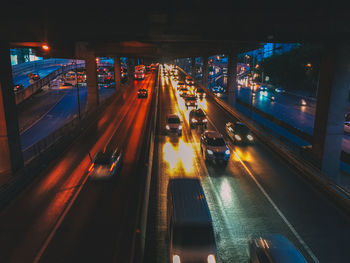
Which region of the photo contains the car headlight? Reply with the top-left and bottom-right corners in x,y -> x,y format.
178,125 -> 182,130
186,102 -> 190,105
247,134 -> 253,141
173,254 -> 181,263
192,118 -> 198,123
166,125 -> 170,130
234,134 -> 242,141
225,148 -> 230,155
207,149 -> 213,155
203,119 -> 207,122
207,254 -> 216,263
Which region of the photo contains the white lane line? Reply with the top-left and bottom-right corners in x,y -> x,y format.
205,113 -> 319,263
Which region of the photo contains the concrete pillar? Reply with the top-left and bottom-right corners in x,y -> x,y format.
202,55 -> 209,88
114,56 -> 121,90
127,58 -> 133,80
85,52 -> 99,110
191,57 -> 196,78
0,43 -> 23,179
227,51 -> 238,107
312,44 -> 350,182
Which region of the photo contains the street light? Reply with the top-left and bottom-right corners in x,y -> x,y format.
73,60 -> 81,120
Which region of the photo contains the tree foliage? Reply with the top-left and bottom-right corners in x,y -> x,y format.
260,44 -> 322,92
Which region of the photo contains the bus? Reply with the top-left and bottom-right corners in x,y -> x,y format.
134,64 -> 145,80
167,178 -> 217,263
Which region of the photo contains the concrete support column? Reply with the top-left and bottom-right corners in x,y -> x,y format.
127,58 -> 133,80
312,44 -> 350,182
227,51 -> 238,107
85,52 -> 99,110
0,43 -> 23,179
202,55 -> 209,89
191,57 -> 196,77
114,56 -> 121,90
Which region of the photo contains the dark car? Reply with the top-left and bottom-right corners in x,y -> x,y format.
184,95 -> 198,109
248,234 -> 307,263
137,88 -> 148,98
226,121 -> 254,144
88,148 -> 123,180
196,87 -> 206,98
13,84 -> 24,92
189,108 -> 207,129
29,73 -> 40,81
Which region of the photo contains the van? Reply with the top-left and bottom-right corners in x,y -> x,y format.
167,178 -> 217,263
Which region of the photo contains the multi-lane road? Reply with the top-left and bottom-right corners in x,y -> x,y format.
0,67 -> 349,263
145,67 -> 350,263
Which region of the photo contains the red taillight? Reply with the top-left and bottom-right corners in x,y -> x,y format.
134,74 -> 137,78
88,163 -> 94,172
110,162 -> 116,172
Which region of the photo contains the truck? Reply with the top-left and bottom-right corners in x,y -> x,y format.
134,64 -> 146,80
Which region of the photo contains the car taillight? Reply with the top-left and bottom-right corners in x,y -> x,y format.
88,163 -> 94,172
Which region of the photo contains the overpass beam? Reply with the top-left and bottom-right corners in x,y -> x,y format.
227,51 -> 238,107
312,44 -> 350,182
114,56 -> 121,90
85,52 -> 99,110
0,43 -> 23,180
191,57 -> 196,78
202,55 -> 209,88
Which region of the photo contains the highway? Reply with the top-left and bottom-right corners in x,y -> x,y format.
13,65 -> 62,88
0,72 -> 155,263
145,67 -> 350,263
20,85 -> 115,150
0,67 -> 349,263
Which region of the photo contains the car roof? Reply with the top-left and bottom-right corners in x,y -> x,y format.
250,234 -> 307,263
167,114 -> 180,119
168,178 -> 212,224
203,130 -> 223,138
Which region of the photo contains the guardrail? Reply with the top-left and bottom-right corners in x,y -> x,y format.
178,66 -> 350,213
12,59 -> 80,78
131,68 -> 160,263
15,62 -> 85,105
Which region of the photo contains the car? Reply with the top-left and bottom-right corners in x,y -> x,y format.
200,130 -> 230,164
177,81 -> 186,90
179,87 -> 189,97
248,234 -> 307,263
185,76 -> 195,85
13,84 -> 24,92
165,114 -> 182,136
226,121 -> 254,144
184,95 -> 198,109
88,148 -> 123,180
189,108 -> 207,129
137,88 -> 148,98
29,73 -> 40,81
275,87 -> 285,93
259,85 -> 268,91
196,87 -> 206,98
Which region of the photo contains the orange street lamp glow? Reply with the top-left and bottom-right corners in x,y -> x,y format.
42,44 -> 50,51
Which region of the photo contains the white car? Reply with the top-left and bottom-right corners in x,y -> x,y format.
200,130 -> 230,164
166,114 -> 182,136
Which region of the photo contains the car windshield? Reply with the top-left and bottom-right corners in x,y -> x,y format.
197,88 -> 204,93
94,152 -> 110,165
186,97 -> 197,101
139,89 -> 147,92
236,124 -> 250,134
178,82 -> 185,85
168,117 -> 180,124
195,110 -> 205,117
207,137 -> 226,146
173,224 -> 215,248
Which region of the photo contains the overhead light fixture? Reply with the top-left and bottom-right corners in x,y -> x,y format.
41,44 -> 50,51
